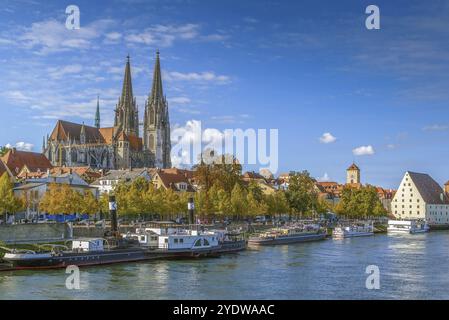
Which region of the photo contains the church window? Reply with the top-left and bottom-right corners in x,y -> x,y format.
150,107 -> 155,125
149,134 -> 155,150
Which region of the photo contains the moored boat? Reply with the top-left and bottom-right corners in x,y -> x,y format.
2,238 -> 160,269
387,220 -> 429,234
248,224 -> 326,246
332,222 -> 374,239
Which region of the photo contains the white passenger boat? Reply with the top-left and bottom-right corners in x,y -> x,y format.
332,222 -> 374,239
122,226 -> 221,256
387,220 -> 429,234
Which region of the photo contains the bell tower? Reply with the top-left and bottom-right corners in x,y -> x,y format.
346,163 -> 361,185
143,51 -> 172,168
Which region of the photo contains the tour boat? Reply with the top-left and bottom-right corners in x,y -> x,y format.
122,227 -> 222,257
332,222 -> 374,239
387,220 -> 429,234
247,224 -> 326,246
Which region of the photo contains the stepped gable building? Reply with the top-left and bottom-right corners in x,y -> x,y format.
43,51 -> 172,170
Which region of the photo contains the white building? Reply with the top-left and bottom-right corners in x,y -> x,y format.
392,171 -> 449,227
91,168 -> 151,194
13,171 -> 97,220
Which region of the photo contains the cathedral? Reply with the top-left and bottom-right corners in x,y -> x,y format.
43,51 -> 172,169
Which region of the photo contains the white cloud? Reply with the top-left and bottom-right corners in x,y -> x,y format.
6,142 -> 34,151
164,71 -> 231,84
168,97 -> 191,105
48,64 -> 83,79
105,32 -> 122,41
125,24 -> 200,47
423,124 -> 448,131
319,132 -> 337,144
318,172 -> 331,182
17,19 -> 115,54
353,145 -> 375,156
387,144 -> 396,150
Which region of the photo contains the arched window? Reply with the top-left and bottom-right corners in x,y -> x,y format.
149,134 -> 155,150
149,106 -> 155,125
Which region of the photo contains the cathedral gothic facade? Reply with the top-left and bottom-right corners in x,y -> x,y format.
43,52 -> 172,169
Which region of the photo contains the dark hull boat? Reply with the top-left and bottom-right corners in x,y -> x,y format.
3,248 -> 152,269
217,239 -> 247,253
2,245 -> 224,270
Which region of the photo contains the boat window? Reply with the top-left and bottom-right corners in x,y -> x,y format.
194,239 -> 202,247
180,239 -> 184,243
164,238 -> 168,243
174,239 -> 178,244
203,239 -> 210,246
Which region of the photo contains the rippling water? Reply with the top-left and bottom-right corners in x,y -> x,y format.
1,232 -> 449,300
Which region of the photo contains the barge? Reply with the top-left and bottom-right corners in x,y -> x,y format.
248,224 -> 326,246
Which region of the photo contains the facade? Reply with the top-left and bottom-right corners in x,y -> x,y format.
391,171 -> 449,226
242,171 -> 276,195
91,168 -> 152,194
13,171 -> 96,220
43,52 -> 171,170
346,163 -> 361,186
151,168 -> 195,192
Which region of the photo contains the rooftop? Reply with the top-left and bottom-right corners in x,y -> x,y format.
408,171 -> 449,205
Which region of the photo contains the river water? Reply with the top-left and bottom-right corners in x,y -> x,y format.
1,232 -> 449,300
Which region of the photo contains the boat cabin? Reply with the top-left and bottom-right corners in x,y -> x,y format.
71,239 -> 104,252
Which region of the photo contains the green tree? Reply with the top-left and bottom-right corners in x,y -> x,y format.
335,185 -> 387,218
266,191 -> 289,217
230,183 -> 248,219
285,171 -> 319,218
0,146 -> 10,157
0,173 -> 22,223
80,190 -> 100,215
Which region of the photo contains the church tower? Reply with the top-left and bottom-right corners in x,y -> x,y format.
346,163 -> 361,185
143,51 -> 172,168
95,95 -> 100,129
114,55 -> 139,137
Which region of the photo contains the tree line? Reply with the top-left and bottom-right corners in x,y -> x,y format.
0,161 -> 387,223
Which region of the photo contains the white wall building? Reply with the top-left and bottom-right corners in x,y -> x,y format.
392,171 -> 449,227
91,168 -> 151,194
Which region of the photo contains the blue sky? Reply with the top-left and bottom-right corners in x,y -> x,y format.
0,0 -> 448,188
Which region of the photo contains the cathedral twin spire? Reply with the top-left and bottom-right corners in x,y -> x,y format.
101,51 -> 172,168
113,55 -> 139,137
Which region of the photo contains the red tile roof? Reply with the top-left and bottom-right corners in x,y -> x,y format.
1,149 -> 52,175
347,163 -> 360,171
50,120 -> 103,143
